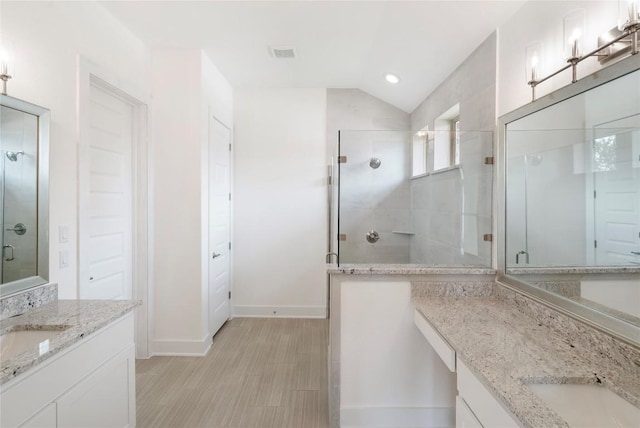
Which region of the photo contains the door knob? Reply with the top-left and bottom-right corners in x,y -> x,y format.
212,253 -> 222,259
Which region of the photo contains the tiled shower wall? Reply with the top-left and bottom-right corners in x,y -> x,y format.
339,130 -> 411,263
409,32 -> 497,267
326,89 -> 411,263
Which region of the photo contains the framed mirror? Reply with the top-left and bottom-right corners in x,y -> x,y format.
0,95 -> 49,296
498,55 -> 640,346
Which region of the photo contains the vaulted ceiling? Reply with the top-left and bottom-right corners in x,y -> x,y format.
102,1 -> 525,112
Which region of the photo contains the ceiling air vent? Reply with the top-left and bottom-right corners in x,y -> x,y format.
270,45 -> 296,59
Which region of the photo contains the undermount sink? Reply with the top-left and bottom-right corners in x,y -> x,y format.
527,383 -> 640,428
0,327 -> 69,361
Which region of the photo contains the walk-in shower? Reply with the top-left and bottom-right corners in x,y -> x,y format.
332,129 -> 494,266
1,105 -> 38,283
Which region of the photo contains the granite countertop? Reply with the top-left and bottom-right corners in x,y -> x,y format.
412,291 -> 640,428
0,300 -> 140,385
506,266 -> 640,275
328,263 -> 496,275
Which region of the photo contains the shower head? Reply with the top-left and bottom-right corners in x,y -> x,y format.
369,157 -> 381,169
5,151 -> 24,162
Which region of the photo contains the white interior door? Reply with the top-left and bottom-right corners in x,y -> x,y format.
594,118 -> 640,265
208,117 -> 231,335
79,83 -> 133,299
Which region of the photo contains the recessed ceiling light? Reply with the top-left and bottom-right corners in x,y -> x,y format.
385,73 -> 400,84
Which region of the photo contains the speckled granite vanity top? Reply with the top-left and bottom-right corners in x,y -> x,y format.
328,263 -> 496,275
0,300 -> 139,384
412,284 -> 640,428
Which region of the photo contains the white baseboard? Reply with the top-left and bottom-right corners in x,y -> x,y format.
151,335 -> 212,357
233,305 -> 326,318
341,406 -> 454,428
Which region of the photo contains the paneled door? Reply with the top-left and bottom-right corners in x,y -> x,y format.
79,82 -> 133,299
593,116 -> 640,265
209,117 -> 231,335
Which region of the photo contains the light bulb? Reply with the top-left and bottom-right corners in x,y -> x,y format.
629,0 -> 639,22
569,28 -> 582,58
0,48 -> 9,75
530,55 -> 539,81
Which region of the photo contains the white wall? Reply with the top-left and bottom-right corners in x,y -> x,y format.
151,49 -> 233,355
0,1 -> 150,298
340,280 -> 455,427
233,88 -> 327,318
150,49 -> 204,353
498,1 -> 620,116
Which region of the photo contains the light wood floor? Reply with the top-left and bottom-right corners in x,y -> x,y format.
136,318 -> 329,428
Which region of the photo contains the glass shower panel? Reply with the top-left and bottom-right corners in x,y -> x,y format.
339,130 -> 412,264
338,129 -> 493,266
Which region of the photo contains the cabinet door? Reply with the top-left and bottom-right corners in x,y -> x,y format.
457,358 -> 519,427
455,396 -> 482,428
56,346 -> 135,428
19,403 -> 56,428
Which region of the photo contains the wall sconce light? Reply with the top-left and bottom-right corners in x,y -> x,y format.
564,9 -> 586,62
525,42 -> 543,99
525,42 -> 543,81
0,44 -> 14,96
527,2 -> 640,102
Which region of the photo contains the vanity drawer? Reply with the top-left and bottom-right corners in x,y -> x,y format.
414,309 -> 456,372
457,357 -> 519,427
456,395 -> 482,428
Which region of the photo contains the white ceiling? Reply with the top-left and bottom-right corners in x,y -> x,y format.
102,1 -> 525,113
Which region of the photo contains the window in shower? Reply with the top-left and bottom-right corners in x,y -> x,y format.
433,103 -> 460,171
412,128 -> 428,177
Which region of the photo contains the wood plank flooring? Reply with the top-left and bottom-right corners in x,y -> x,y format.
136,318 -> 329,428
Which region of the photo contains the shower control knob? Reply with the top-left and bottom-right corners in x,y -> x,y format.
366,230 -> 380,244
6,223 -> 27,235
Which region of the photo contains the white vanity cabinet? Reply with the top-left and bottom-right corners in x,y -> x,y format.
1,313 -> 136,428
414,309 -> 520,428
456,357 -> 520,428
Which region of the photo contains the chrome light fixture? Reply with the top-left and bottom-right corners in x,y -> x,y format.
527,1 -> 640,101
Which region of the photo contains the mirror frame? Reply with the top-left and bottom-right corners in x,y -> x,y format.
497,54 -> 640,347
0,95 -> 50,297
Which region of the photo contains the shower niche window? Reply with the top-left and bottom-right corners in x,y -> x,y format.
336,129 -> 493,266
